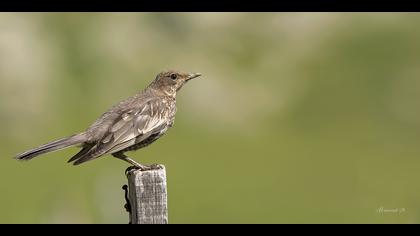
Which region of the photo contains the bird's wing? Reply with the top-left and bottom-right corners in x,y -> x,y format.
70,98 -> 171,165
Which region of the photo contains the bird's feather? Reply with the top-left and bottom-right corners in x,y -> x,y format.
70,98 -> 171,165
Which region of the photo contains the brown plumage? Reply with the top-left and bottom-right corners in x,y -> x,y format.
15,70 -> 201,170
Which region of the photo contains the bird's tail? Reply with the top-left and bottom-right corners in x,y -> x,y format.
15,133 -> 87,161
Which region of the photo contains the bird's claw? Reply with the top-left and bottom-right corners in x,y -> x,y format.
125,166 -> 139,175
125,164 -> 163,174
149,163 -> 164,170
138,164 -> 163,171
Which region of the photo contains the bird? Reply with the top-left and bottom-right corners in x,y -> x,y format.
15,70 -> 201,171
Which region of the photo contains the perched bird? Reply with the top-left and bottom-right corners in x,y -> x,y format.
15,70 -> 201,170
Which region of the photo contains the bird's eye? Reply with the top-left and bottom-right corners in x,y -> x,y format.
170,74 -> 178,80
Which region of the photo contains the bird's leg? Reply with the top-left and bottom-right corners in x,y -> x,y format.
112,152 -> 151,171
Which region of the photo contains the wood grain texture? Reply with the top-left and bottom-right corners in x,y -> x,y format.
126,166 -> 168,224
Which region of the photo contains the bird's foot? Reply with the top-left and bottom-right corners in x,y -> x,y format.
149,163 -> 164,170
125,166 -> 139,175
125,163 -> 163,174
138,163 -> 163,171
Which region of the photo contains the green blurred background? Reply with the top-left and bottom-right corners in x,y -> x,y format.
1,13 -> 420,223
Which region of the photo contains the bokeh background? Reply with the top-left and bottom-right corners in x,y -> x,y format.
1,13 -> 420,223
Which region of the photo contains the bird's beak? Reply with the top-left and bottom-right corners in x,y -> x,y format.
187,73 -> 201,81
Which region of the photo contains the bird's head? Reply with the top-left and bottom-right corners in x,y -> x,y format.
148,70 -> 201,96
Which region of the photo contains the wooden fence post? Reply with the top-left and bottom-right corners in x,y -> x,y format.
125,166 -> 168,224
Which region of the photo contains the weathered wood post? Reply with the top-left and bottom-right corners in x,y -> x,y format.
125,166 -> 168,224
